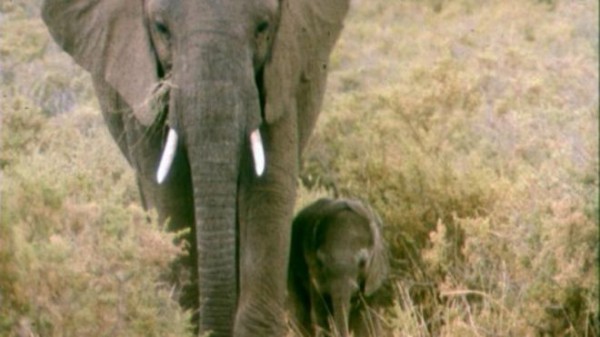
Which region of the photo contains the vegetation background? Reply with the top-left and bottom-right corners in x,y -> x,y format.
1,0 -> 597,336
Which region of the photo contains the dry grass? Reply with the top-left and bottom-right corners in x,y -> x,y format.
303,0 -> 598,335
1,4 -> 193,336
1,0 -> 598,336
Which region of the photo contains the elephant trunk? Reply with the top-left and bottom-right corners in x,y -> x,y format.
173,37 -> 262,337
191,160 -> 238,337
332,289 -> 352,337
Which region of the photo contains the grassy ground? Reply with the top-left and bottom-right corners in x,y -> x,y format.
1,0 -> 598,336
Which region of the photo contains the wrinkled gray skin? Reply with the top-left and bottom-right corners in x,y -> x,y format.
41,1 -> 349,336
288,198 -> 389,337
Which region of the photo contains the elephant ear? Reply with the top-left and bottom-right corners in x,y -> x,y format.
345,200 -> 389,296
263,0 -> 350,151
42,0 -> 159,126
365,213 -> 389,296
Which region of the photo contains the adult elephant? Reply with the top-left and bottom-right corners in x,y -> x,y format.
41,0 -> 350,336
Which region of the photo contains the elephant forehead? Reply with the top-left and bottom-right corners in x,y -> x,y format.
318,220 -> 372,250
316,246 -> 365,271
317,210 -> 372,240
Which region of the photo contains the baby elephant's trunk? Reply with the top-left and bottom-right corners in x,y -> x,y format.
332,287 -> 352,337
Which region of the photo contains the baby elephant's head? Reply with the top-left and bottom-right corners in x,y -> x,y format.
304,199 -> 388,337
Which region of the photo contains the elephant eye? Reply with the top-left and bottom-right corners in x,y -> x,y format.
155,20 -> 170,38
315,249 -> 327,269
256,21 -> 269,35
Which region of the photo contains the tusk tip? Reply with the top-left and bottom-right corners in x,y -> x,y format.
255,159 -> 265,177
156,170 -> 167,184
156,128 -> 179,184
250,129 -> 266,177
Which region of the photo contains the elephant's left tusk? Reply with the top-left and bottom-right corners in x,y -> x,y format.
250,129 -> 265,177
156,128 -> 178,184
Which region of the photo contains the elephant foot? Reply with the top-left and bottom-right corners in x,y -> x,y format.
234,301 -> 288,337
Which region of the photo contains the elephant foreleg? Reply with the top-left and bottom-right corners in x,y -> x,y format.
349,305 -> 385,337
236,115 -> 298,336
121,115 -> 198,322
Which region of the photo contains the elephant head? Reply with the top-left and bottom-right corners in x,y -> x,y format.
41,1 -> 350,336
289,198 -> 388,337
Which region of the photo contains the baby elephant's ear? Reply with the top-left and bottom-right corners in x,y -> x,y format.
364,215 -> 389,296
343,199 -> 389,295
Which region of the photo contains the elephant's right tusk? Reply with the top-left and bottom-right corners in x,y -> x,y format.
250,129 -> 265,177
156,128 -> 178,184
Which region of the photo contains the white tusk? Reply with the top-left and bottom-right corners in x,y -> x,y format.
250,129 -> 265,177
156,128 -> 179,184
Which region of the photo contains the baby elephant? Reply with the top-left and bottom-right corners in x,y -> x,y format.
288,198 -> 389,337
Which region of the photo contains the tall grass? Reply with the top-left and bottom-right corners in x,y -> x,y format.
1,4 -> 193,336
1,0 -> 598,336
302,0 -> 598,335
